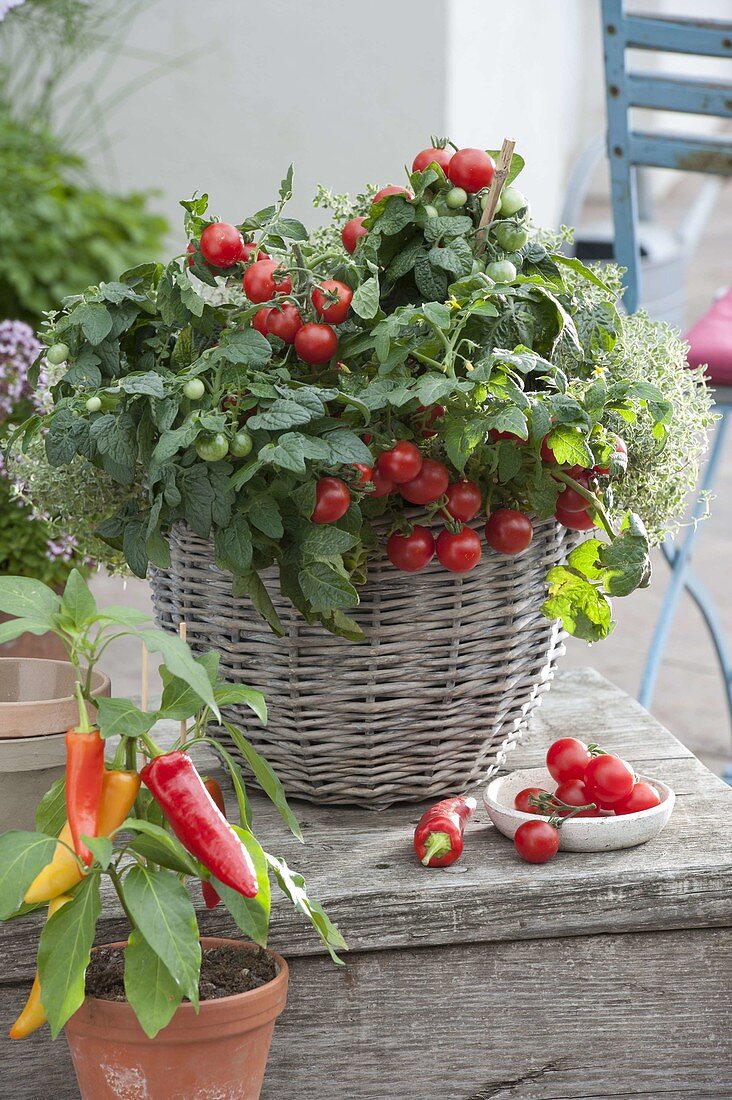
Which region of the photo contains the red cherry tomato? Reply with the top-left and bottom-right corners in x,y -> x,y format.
266,303 -> 303,344
412,146 -> 454,174
555,505 -> 597,531
252,307 -> 272,336
546,737 -> 591,783
243,258 -> 292,303
377,441 -> 423,484
370,466 -> 394,498
312,280 -> 354,325
444,481 -> 482,523
514,787 -> 551,816
435,526 -> 482,573
294,322 -> 338,365
490,428 -> 526,444
613,781 -> 661,815
556,474 -> 591,513
353,463 -> 373,488
485,509 -> 533,555
553,779 -> 599,817
584,754 -> 635,805
372,185 -> 413,204
417,403 -> 445,438
341,216 -> 367,254
386,525 -> 436,572
399,459 -> 450,505
447,148 -> 495,193
514,820 -> 560,864
540,436 -> 558,463
241,241 -> 267,263
200,222 -> 244,268
594,435 -> 628,475
311,477 -> 351,524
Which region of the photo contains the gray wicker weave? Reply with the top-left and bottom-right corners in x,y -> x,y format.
149,515 -> 577,808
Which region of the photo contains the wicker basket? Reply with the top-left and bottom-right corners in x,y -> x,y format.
149,516 -> 576,808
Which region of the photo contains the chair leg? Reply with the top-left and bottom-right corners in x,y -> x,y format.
681,567 -> 732,733
639,408 -> 730,712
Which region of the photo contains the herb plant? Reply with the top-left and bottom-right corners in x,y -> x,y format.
0,570 -> 345,1042
16,142 -> 712,642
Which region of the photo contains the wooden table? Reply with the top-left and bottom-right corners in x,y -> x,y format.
2,669 -> 731,1099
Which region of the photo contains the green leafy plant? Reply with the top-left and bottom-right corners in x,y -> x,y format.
15,142 -> 712,642
0,570 -> 345,1041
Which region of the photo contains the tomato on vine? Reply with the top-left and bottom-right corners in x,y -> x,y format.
241,241 -> 267,263
399,459 -> 449,505
494,222 -> 529,251
229,430 -> 253,458
312,280 -> 353,325
553,779 -> 599,817
200,222 -> 244,268
369,466 -> 394,498
312,477 -> 351,524
485,509 -> 533,554
514,787 -> 551,815
556,474 -> 592,513
387,526 -> 435,572
294,322 -> 338,365
412,146 -> 453,174
546,737 -> 591,783
613,781 -> 661,815
353,463 -> 374,488
447,148 -> 495,193
555,505 -> 596,531
47,343 -> 70,365
341,216 -> 367,254
85,396 -> 102,413
182,378 -> 205,401
266,303 -> 303,344
514,820 -> 560,864
243,258 -> 292,303
196,434 -> 229,463
252,307 -> 272,335
436,526 -> 482,573
594,435 -> 627,475
584,754 -> 634,805
376,441 -> 423,484
446,187 -> 468,209
417,403 -> 446,438
444,481 -> 482,523
372,185 -> 413,204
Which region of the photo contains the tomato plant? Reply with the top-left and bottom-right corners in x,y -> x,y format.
294,323 -> 338,365
267,304 -> 303,344
243,258 -> 292,303
447,148 -> 495,192
546,737 -> 591,783
594,435 -> 628,475
312,280 -> 353,325
446,187 -> 468,209
555,505 -> 596,531
229,430 -> 253,458
353,463 -> 373,488
372,185 -> 413,203
494,222 -> 529,251
412,146 -> 453,174
435,527 -> 482,573
252,307 -> 272,335
485,509 -> 533,555
200,222 -> 244,268
341,216 -> 367,254
485,260 -> 516,283
312,477 -> 351,524
369,466 -> 394,498
46,342 -> 69,365
387,526 -> 435,572
497,186 -> 527,217
195,434 -> 229,463
182,378 -> 205,401
444,481 -> 482,523
399,459 -> 449,505
377,441 -> 423,484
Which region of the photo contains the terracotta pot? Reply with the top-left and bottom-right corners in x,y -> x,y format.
0,611 -> 68,660
65,938 -> 289,1100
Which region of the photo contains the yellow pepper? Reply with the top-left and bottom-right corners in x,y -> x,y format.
9,893 -> 72,1039
24,769 -> 140,905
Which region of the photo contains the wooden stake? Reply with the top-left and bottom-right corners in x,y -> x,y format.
178,621 -> 188,742
476,138 -> 516,256
140,641 -> 149,712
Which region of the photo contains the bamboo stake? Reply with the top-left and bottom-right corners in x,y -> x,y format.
475,138 -> 516,256
178,621 -> 188,742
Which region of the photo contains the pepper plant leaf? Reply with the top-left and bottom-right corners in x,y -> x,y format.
0,577 -> 61,625
266,853 -> 347,964
37,874 -> 102,1037
0,831 -> 58,918
36,776 -> 67,837
121,820 -> 200,876
125,928 -> 183,1039
213,827 -> 271,947
222,722 -> 302,841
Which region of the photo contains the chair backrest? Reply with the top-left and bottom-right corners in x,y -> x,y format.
601,0 -> 732,312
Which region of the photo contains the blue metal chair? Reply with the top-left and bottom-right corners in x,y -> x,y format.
600,1 -> 732,767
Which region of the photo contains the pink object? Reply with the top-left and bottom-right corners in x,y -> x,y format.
685,287 -> 732,387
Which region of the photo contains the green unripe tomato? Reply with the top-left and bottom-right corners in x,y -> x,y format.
229,430 -> 253,458
445,187 -> 468,209
183,378 -> 205,401
485,260 -> 517,283
480,193 -> 493,212
494,222 -> 530,251
47,343 -> 70,365
85,396 -> 102,413
195,433 -> 229,462
498,186 -> 528,217
423,204 -> 439,218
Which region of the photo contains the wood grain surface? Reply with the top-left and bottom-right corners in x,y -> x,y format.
2,668 -> 730,1098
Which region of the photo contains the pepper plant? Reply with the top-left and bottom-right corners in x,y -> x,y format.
0,570 -> 345,1042
13,141 -> 711,642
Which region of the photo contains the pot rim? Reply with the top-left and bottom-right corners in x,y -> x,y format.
68,937 -> 289,1038
0,658 -> 110,710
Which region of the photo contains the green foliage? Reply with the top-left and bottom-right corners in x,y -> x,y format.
17,148 -> 711,644
0,110 -> 167,326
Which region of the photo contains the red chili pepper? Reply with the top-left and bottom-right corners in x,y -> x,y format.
413,795 -> 477,868
201,778 -> 226,909
65,728 -> 105,868
141,752 -> 257,898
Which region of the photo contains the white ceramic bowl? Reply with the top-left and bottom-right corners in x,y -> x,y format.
483,766 -> 675,852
